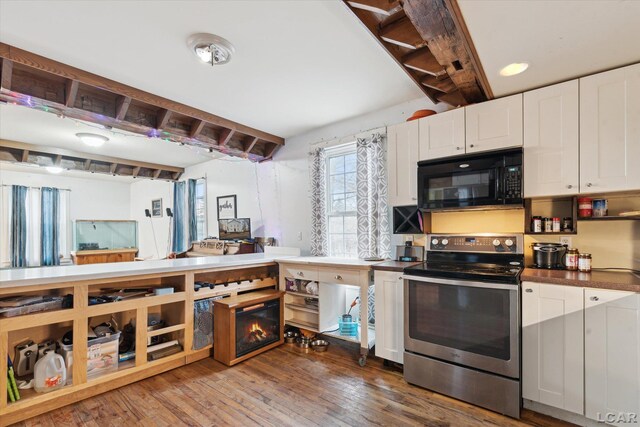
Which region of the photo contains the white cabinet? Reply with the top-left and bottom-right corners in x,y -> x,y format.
387,120 -> 419,206
465,93 -> 523,154
523,81 -> 579,197
585,288 -> 640,426
580,63 -> 640,193
418,108 -> 465,160
522,282 -> 584,414
374,270 -> 403,363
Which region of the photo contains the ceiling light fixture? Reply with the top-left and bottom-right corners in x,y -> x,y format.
499,63 -> 529,77
46,166 -> 63,174
188,33 -> 235,66
76,132 -> 109,147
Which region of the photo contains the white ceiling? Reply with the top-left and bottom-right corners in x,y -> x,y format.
0,104 -> 223,167
458,0 -> 640,97
0,0 -> 427,140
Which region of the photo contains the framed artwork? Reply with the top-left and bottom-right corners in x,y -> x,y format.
217,195 -> 237,220
151,199 -> 163,217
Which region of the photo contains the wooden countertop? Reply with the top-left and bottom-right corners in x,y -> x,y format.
521,268 -> 640,292
371,261 -> 423,272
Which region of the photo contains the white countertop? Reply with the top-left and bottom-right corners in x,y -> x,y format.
0,253 -> 291,289
275,256 -> 382,268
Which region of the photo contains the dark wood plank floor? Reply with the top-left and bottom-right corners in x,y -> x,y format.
14,340 -> 573,427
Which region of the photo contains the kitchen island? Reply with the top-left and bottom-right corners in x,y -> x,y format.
0,253 -> 294,426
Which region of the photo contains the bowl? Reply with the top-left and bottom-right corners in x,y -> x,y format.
406,109 -> 437,122
284,331 -> 299,344
296,336 -> 312,348
310,339 -> 330,352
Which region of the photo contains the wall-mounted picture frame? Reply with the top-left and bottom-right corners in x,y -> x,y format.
217,194 -> 237,220
151,198 -> 163,217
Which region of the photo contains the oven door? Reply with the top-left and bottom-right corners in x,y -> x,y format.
404,275 -> 519,379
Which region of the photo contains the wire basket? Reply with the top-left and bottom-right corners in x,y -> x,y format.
338,317 -> 359,337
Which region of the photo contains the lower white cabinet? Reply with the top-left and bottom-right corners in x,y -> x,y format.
585,288 -> 640,426
522,282 -> 584,414
374,270 -> 404,363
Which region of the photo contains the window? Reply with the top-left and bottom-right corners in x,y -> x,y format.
326,144 -> 358,258
194,179 -> 207,241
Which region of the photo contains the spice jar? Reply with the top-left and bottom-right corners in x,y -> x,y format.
578,253 -> 592,272
562,217 -> 573,232
531,216 -> 542,233
578,197 -> 593,218
543,217 -> 552,233
552,217 -> 561,232
566,248 -> 579,271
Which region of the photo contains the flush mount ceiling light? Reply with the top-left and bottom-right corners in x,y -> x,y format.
499,62 -> 529,77
45,166 -> 63,174
76,132 -> 109,147
188,33 -> 235,66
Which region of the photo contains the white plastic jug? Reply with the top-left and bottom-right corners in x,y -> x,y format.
33,350 -> 66,393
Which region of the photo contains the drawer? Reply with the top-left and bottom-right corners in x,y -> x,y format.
318,268 -> 361,285
282,265 -> 318,281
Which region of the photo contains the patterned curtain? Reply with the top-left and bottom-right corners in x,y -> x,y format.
356,133 -> 391,259
309,148 -> 328,256
40,187 -> 60,266
10,185 -> 28,268
187,179 -> 198,245
172,181 -> 186,253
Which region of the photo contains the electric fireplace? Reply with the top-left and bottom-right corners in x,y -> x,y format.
213,290 -> 284,366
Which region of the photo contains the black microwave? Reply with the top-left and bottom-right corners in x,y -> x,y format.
417,148 -> 523,211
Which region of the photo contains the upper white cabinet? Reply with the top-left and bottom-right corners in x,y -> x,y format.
580,63 -> 640,193
387,120 -> 419,206
585,288 -> 640,426
522,282 -> 584,414
374,270 -> 404,364
523,80 -> 579,197
465,93 -> 523,154
418,108 -> 465,161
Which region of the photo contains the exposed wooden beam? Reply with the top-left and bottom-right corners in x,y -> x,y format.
115,95 -> 132,121
153,169 -> 162,179
347,0 -> 401,15
21,149 -> 29,163
109,163 -> 118,174
132,166 -> 141,178
84,159 -> 91,170
0,59 -> 12,90
403,48 -> 444,75
64,80 -> 79,108
243,137 -> 259,153
437,89 -> 467,107
265,143 -> 280,159
156,109 -> 172,130
54,154 -> 62,166
189,119 -> 206,139
421,74 -> 457,93
219,128 -> 235,146
379,14 -> 425,50
0,43 -> 284,147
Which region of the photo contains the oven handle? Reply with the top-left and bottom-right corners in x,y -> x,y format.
402,275 -> 520,291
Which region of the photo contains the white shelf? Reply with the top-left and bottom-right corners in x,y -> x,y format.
323,324 -> 375,348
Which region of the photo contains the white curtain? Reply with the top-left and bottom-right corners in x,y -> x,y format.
356,133 -> 391,260
309,148 -> 328,256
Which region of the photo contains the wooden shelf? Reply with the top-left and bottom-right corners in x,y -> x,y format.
193,279 -> 276,300
87,292 -> 186,316
0,308 -> 75,332
577,215 -> 640,221
285,291 -> 318,299
525,231 -> 577,235
147,323 -> 185,338
285,303 -> 319,314
286,318 -> 319,332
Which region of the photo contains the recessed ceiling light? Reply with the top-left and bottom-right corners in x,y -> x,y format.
76,132 -> 109,147
188,33 -> 235,66
499,63 -> 529,77
46,166 -> 63,174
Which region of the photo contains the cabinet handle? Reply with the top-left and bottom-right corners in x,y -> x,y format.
298,271 -> 304,277
399,277 -> 403,281
456,146 -> 462,150
566,184 -> 573,189
411,197 -> 417,201
586,183 -> 593,188
525,288 -> 533,293
469,144 -> 475,148
335,275 -> 342,280
590,296 -> 599,301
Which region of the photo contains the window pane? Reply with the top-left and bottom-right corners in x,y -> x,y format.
329,156 -> 345,174
330,174 -> 345,194
345,172 -> 356,192
331,194 -> 346,213
345,192 -> 357,212
344,216 -> 357,233
330,234 -> 345,257
329,216 -> 343,233
345,234 -> 358,258
345,153 -> 357,173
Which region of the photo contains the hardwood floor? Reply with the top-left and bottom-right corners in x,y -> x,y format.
13,340 -> 573,427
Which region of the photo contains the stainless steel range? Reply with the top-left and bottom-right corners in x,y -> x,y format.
403,233 -> 524,418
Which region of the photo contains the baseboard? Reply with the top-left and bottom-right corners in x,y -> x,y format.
523,399 -> 603,427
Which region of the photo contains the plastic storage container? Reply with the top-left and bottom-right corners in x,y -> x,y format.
338,317 -> 359,337
34,351 -> 66,393
58,332 -> 120,383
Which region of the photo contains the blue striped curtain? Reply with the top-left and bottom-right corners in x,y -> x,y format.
10,185 -> 28,268
41,187 -> 60,266
187,179 -> 197,245
172,181 -> 186,253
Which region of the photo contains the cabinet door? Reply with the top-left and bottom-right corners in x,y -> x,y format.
524,80 -> 579,197
418,108 -> 465,160
522,282 -> 584,414
465,93 -> 523,153
374,271 -> 403,363
387,120 -> 419,206
585,288 -> 640,426
580,63 -> 640,193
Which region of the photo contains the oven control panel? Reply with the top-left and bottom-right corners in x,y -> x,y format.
428,234 -> 523,254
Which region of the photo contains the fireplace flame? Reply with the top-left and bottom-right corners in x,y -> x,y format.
249,322 -> 265,335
